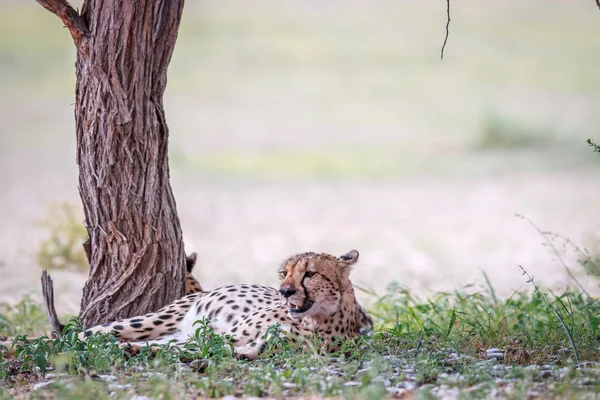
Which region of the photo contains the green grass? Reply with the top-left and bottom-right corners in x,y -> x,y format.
5,215 -> 600,397
2,277 -> 600,398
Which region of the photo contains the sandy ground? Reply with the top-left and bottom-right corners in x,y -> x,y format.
1,151 -> 599,315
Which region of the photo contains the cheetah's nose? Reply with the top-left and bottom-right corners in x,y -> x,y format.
279,287 -> 296,298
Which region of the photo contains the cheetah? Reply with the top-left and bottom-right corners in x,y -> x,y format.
183,252 -> 203,294
82,250 -> 372,360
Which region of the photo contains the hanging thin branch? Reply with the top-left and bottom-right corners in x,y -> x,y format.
35,0 -> 90,46
440,0 -> 451,60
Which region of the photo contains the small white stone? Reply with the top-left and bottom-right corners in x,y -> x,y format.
142,372 -> 166,378
108,384 -> 132,391
96,374 -> 117,382
466,382 -> 489,392
404,374 -> 417,381
486,349 -> 505,360
32,380 -> 55,391
247,397 -> 275,400
45,373 -> 68,379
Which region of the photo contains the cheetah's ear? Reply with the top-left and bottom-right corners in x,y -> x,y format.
186,252 -> 198,273
338,250 -> 359,265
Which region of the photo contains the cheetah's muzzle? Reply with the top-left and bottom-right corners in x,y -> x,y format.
288,299 -> 314,314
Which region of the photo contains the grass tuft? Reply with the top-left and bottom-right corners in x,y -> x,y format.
519,265 -> 580,365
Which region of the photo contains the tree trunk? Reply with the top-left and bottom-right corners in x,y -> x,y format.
36,0 -> 187,327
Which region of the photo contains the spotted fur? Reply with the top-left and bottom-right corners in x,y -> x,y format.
82,250 -> 372,360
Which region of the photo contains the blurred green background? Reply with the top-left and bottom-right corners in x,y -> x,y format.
1,0 -> 599,312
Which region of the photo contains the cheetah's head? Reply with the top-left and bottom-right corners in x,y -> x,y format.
278,250 -> 359,322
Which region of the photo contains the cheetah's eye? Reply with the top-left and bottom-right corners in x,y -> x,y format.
280,271 -> 288,278
305,271 -> 317,278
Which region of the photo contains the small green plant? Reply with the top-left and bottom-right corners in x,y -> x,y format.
12,334 -> 53,375
587,138 -> 600,154
12,320 -> 128,376
184,317 -> 235,360
36,202 -> 88,272
260,323 -> 295,359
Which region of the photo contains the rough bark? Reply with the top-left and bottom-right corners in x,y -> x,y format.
36,0 -> 187,327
